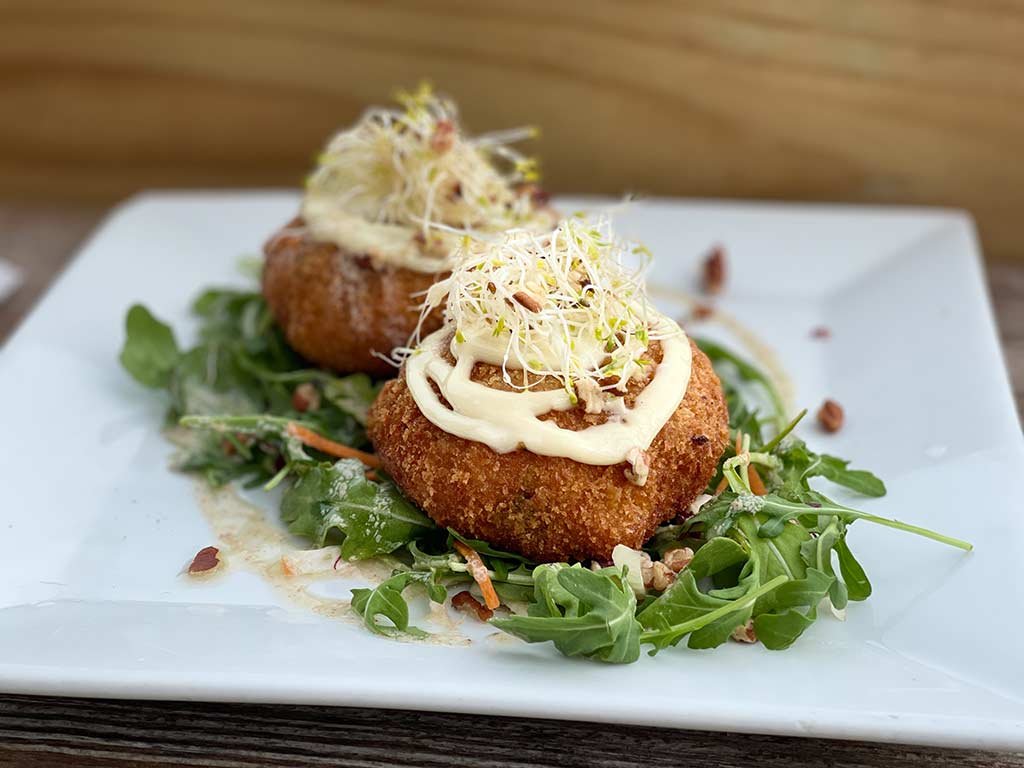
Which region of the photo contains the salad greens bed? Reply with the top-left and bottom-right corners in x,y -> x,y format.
121,288 -> 971,664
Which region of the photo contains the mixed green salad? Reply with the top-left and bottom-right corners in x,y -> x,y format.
121,286 -> 971,664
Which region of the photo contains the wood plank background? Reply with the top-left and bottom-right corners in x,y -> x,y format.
2,1 -> 1023,260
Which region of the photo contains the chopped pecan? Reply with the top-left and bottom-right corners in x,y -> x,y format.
639,551 -> 654,589
430,119 -> 456,153
691,302 -> 715,320
649,561 -> 676,592
520,183 -> 551,206
188,546 -> 220,575
662,547 -> 695,573
575,377 -> 604,415
624,447 -> 650,487
451,590 -> 493,621
817,398 -> 844,433
731,620 -> 758,644
291,382 -> 321,413
702,245 -> 726,294
690,434 -> 710,446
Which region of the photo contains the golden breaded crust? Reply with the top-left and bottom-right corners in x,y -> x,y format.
261,218 -> 444,377
367,339 -> 729,562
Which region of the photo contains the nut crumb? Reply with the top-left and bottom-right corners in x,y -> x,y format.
292,382 -> 321,413
817,399 -> 844,433
702,245 -> 726,294
649,561 -> 676,592
691,303 -> 715,320
452,590 -> 494,621
662,547 -> 694,573
810,325 -> 831,339
624,447 -> 650,486
575,378 -> 604,415
188,546 -> 220,575
430,119 -> 456,153
731,620 -> 757,644
512,290 -> 544,312
521,184 -> 551,206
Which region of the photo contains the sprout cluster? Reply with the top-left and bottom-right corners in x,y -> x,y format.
304,83 -> 544,241
414,215 -> 680,397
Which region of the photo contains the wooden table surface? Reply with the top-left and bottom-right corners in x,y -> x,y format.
1,203 -> 1021,767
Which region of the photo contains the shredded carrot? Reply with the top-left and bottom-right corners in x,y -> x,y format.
749,466 -> 768,496
715,476 -> 729,494
286,423 -> 382,468
735,431 -> 743,454
452,541 -> 500,610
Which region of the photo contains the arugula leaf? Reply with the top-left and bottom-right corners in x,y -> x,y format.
677,492 -> 741,540
800,515 -> 847,610
835,538 -> 872,601
776,438 -> 885,498
491,564 -> 642,663
735,514 -> 809,594
281,460 -> 435,559
638,574 -> 788,652
752,568 -> 833,650
814,455 -> 887,497
181,414 -> 314,465
174,430 -> 280,487
351,570 -> 445,637
447,528 -> 535,565
640,517 -> 828,652
637,538 -> 752,650
170,347 -> 263,417
695,336 -> 787,432
122,295 -> 370,485
747,491 -> 971,551
120,305 -> 180,388
323,374 -> 380,426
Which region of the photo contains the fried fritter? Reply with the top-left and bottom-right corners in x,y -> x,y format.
367,339 -> 729,562
262,219 -> 444,377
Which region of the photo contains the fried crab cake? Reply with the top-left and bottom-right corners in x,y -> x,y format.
262,218 -> 443,378
367,338 -> 729,563
261,85 -> 554,376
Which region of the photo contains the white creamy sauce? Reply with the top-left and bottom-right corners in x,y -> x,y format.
405,322 -> 692,464
301,194 -> 451,274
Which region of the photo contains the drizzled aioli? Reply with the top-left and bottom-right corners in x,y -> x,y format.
400,216 -> 692,467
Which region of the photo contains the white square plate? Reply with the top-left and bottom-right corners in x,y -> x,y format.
1,193 -> 1022,750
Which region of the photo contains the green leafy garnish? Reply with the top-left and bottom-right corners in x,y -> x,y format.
695,337 -> 787,435
281,459 -> 434,560
121,281 -> 972,663
492,564 -> 642,663
121,292 -> 379,486
120,305 -> 180,388
351,570 -> 446,637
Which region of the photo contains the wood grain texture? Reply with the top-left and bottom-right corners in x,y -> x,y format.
0,204 -> 1020,766
1,694 -> 1023,768
2,1 -> 1024,259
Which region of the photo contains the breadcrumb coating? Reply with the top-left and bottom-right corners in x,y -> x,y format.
367,339 -> 729,562
262,218 -> 444,377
